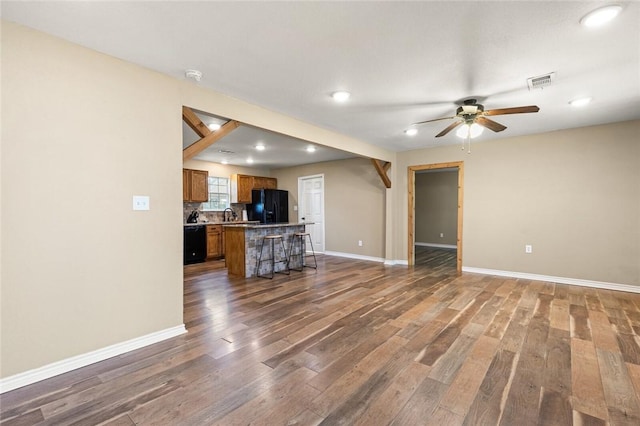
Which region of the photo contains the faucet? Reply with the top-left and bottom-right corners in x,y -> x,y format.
223,208 -> 236,222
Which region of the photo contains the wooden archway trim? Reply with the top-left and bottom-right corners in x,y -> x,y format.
371,158 -> 392,188
408,161 -> 464,274
182,106 -> 240,161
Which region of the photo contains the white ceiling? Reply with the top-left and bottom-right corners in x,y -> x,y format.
182,109 -> 356,167
4,1 -> 639,167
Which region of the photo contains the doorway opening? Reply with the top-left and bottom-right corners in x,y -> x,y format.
408,162 -> 464,274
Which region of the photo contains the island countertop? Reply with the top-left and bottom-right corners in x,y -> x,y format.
184,221 -> 259,227
222,222 -> 313,229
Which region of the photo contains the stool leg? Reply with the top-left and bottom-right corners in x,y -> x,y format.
278,238 -> 290,275
306,234 -> 318,269
287,234 -> 295,267
292,234 -> 303,272
269,238 -> 275,279
256,237 -> 266,278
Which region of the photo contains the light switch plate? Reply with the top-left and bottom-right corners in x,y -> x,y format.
133,195 -> 150,211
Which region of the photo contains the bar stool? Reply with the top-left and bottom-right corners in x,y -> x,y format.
288,232 -> 317,272
256,234 -> 290,279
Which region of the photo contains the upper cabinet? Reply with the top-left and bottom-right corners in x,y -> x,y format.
253,176 -> 277,190
183,168 -> 209,202
230,174 -> 277,203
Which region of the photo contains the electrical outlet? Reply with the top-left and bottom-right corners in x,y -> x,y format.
440,233 -> 444,238
358,240 -> 363,247
525,245 -> 532,254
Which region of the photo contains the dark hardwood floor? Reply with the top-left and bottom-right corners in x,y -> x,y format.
3,254 -> 640,425
415,246 -> 456,270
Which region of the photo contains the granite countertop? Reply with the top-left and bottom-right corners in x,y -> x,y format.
184,221 -> 260,227
222,222 -> 314,229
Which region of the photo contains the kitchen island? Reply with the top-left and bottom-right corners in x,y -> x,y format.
224,223 -> 311,277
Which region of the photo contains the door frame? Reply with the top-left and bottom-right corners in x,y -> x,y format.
408,161 -> 464,274
297,173 -> 325,253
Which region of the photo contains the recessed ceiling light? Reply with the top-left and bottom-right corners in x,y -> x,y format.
208,123 -> 221,131
570,97 -> 592,107
331,91 -> 351,102
247,158 -> 254,164
404,128 -> 418,136
306,146 -> 316,153
580,5 -> 622,27
221,160 -> 229,165
255,144 -> 266,151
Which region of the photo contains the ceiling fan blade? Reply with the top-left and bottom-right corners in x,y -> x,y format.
483,105 -> 539,116
413,116 -> 457,125
435,120 -> 463,137
476,116 -> 507,132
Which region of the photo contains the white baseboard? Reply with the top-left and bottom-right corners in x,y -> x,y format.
322,251 -> 406,266
462,267 -> 640,294
324,251 -> 385,264
384,259 -> 409,266
0,324 -> 187,394
415,242 -> 457,249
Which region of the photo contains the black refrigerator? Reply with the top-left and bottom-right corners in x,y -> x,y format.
247,189 -> 289,224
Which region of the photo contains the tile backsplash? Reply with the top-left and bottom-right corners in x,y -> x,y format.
183,203 -> 245,223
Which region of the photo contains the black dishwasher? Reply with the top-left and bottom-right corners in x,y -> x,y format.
184,225 -> 206,265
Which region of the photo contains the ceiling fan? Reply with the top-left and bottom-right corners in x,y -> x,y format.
414,99 -> 540,138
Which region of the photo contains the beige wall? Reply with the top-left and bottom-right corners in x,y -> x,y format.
395,120 -> 640,286
415,171 -> 458,245
1,22 -> 185,377
0,22 -> 390,380
272,158 -> 387,258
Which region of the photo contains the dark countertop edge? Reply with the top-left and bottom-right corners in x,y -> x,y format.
222,222 -> 314,229
184,221 -> 260,227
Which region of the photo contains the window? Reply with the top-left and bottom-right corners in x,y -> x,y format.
201,176 -> 230,211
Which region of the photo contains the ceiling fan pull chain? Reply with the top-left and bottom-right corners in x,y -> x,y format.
463,125 -> 471,153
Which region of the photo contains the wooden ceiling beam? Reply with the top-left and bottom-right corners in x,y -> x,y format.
371,158 -> 391,188
183,119 -> 240,162
182,106 -> 211,138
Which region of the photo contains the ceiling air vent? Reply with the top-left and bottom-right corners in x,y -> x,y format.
218,149 -> 235,154
527,72 -> 556,90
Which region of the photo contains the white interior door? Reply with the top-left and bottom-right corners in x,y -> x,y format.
298,174 -> 324,253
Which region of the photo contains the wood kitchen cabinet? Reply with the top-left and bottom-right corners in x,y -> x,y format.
231,174 -> 254,203
253,176 -> 277,190
230,174 -> 277,203
183,169 -> 209,202
206,224 -> 223,259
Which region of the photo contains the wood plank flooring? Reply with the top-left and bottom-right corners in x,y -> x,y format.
3,252 -> 640,425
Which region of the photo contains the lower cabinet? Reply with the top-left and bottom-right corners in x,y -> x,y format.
206,225 -> 223,259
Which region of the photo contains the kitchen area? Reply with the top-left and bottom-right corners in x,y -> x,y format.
183,169 -> 311,277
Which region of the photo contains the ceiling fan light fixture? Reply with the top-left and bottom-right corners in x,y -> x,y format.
580,4 -> 622,27
456,122 -> 484,139
570,97 -> 592,107
404,128 -> 418,136
331,91 -> 351,102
